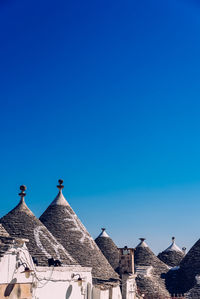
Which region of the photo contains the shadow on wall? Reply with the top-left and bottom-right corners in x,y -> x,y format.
66,285 -> 73,299
4,278 -> 17,297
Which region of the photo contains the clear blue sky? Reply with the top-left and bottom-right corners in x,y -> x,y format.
1,0 -> 200,253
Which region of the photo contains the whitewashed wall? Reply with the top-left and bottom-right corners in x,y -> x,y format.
0,241 -> 123,299
121,274 -> 136,299
92,285 -> 122,299
0,241 -> 34,285
34,266 -> 92,299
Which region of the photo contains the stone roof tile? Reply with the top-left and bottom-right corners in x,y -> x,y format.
40,180 -> 119,281
0,185 -> 77,267
95,228 -> 120,272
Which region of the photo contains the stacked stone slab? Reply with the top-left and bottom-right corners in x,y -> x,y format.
40,180 -> 119,282
0,224 -> 9,237
158,237 -> 185,267
95,228 -> 119,272
0,185 -> 77,266
185,276 -> 200,299
135,238 -> 170,298
179,238 -> 200,293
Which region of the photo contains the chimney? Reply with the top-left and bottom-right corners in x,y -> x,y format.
118,246 -> 134,275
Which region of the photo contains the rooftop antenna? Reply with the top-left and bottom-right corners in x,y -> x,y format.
19,185 -> 26,203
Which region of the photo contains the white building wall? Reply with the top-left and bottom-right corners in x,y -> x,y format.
0,242 -> 123,299
0,242 -> 34,285
121,274 -> 136,299
34,266 -> 92,299
92,285 -> 122,299
111,286 -> 122,299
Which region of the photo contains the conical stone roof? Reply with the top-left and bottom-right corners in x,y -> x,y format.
135,238 -> 170,298
135,238 -> 169,276
136,275 -> 171,299
0,185 -> 77,266
95,228 -> 119,272
158,237 -> 184,267
179,238 -> 200,292
185,276 -> 200,299
40,180 -> 119,281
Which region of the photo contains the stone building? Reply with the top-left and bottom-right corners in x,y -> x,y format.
95,228 -> 119,272
178,237 -> 200,294
118,246 -> 137,299
39,180 -> 122,298
95,228 -> 137,299
157,237 -> 185,267
134,238 -> 170,298
0,186 -> 93,299
0,185 -> 77,267
0,223 -> 34,299
0,229 -> 93,299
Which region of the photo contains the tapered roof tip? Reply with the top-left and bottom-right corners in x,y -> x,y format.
164,236 -> 182,253
137,238 -> 148,248
97,228 -> 109,238
157,236 -> 184,267
50,179 -> 69,207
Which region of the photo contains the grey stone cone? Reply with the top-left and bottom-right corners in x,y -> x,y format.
40,180 -> 119,281
179,238 -> 200,292
95,228 -> 120,272
158,237 -> 184,267
135,238 -> 170,298
0,185 -> 77,266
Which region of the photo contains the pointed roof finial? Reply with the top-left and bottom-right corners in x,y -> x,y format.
182,247 -> 186,254
172,236 -> 175,243
19,185 -> 26,201
57,179 -> 64,191
137,238 -> 148,248
97,228 -> 109,238
139,238 -> 146,242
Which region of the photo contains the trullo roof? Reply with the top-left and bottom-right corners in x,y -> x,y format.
135,238 -> 170,298
0,185 -> 77,266
39,180 -> 119,281
95,228 -> 119,272
135,238 -> 169,275
179,238 -> 200,292
157,237 -> 184,267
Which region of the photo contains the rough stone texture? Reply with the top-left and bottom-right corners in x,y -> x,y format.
40,190 -> 119,281
0,199 -> 77,266
136,275 -> 171,299
185,283 -> 200,299
179,238 -> 200,292
134,241 -> 170,298
136,275 -> 170,299
134,245 -> 169,276
95,230 -> 119,272
0,236 -> 15,258
165,267 -> 186,295
0,224 -> 9,237
158,250 -> 184,267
